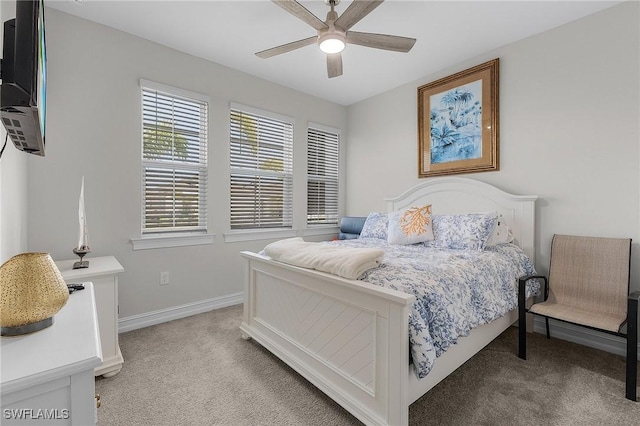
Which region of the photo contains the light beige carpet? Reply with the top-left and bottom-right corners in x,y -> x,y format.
96,305 -> 639,425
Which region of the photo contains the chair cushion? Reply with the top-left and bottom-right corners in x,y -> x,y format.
529,301 -> 626,333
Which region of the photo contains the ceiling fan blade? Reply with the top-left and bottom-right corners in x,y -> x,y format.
346,31 -> 416,52
334,0 -> 384,31
327,53 -> 343,78
256,36 -> 317,59
272,0 -> 328,31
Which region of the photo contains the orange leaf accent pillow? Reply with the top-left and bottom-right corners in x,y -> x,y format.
387,205 -> 434,245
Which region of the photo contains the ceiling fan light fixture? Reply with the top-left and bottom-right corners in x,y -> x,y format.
318,33 -> 345,54
258,0 -> 414,78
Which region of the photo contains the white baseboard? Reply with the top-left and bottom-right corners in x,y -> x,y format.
118,292 -> 244,333
533,316 -> 640,358
117,295 -> 639,360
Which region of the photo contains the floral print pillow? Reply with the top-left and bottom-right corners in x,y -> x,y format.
388,205 -> 434,245
360,212 -> 389,240
431,213 -> 497,250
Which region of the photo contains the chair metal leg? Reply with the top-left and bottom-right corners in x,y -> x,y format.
518,277 -> 527,360
626,292 -> 639,402
546,317 -> 550,339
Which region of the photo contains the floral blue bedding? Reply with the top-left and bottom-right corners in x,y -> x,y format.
324,238 -> 539,379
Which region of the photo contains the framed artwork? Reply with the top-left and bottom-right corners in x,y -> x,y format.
418,58 -> 499,178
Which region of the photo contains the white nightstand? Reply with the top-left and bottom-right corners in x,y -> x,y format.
1,283 -> 102,425
55,256 -> 124,377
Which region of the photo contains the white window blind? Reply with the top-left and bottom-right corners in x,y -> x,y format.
141,81 -> 208,234
230,105 -> 293,229
307,124 -> 339,226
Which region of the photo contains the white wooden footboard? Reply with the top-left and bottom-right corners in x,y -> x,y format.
240,251 -> 415,426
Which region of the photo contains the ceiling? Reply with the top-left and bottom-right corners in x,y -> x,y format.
46,0 -> 622,106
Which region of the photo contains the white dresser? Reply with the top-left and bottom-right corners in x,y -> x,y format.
1,283 -> 102,425
55,256 -> 124,378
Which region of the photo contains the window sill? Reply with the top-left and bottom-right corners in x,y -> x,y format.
303,226 -> 340,237
223,229 -> 298,243
130,233 -> 216,250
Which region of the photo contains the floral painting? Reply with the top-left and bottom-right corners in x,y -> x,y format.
430,81 -> 482,164
418,59 -> 499,177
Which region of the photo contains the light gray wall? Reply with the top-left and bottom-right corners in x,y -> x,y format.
346,2 -> 640,290
25,9 -> 347,318
15,3 -> 640,322
0,0 -> 28,264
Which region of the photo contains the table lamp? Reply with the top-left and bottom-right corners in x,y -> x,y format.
0,252 -> 69,336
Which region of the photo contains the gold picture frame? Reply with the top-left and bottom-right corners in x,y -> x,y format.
418,58 -> 499,178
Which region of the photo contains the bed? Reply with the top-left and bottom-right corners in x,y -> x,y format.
240,177 -> 537,425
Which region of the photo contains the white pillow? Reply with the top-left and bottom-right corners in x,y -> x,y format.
487,220 -> 514,246
387,205 -> 434,245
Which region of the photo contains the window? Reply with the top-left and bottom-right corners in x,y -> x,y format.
230,104 -> 293,230
307,124 -> 339,226
141,80 -> 208,235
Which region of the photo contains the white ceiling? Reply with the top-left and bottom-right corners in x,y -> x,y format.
46,0 -> 622,106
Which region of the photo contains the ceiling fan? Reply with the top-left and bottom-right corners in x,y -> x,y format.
256,0 -> 416,78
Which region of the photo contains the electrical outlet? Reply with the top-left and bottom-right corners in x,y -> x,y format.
160,271 -> 170,285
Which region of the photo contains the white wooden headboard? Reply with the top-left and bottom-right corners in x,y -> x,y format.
385,177 -> 538,261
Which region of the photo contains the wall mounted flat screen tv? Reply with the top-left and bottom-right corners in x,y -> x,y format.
1,0 -> 47,156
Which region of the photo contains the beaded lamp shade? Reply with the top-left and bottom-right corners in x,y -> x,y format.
0,253 -> 69,336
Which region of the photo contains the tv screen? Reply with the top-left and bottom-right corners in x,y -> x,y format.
1,0 -> 47,156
